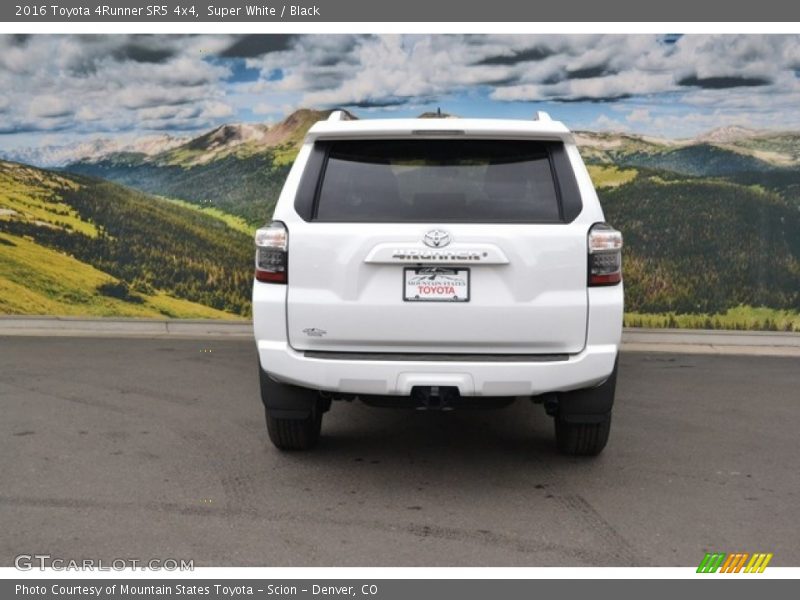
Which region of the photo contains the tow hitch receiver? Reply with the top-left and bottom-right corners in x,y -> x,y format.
412,386 -> 460,411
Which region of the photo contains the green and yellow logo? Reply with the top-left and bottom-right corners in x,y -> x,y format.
697,552 -> 773,573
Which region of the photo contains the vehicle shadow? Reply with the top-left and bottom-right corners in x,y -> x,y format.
268,400 -> 604,478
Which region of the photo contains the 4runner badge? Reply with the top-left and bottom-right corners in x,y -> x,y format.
423,229 -> 451,248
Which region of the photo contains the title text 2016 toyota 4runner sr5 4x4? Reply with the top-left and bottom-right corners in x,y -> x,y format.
252,111 -> 623,456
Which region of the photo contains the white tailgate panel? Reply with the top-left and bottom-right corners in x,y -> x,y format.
286,223 -> 588,354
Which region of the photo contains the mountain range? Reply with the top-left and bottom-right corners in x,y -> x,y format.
55,112 -> 800,226
1,109 -> 799,325
61,109 -> 335,223
1,133 -> 189,169
575,127 -> 800,173
6,117 -> 798,170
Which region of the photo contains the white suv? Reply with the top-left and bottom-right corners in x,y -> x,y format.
253,111 -> 623,456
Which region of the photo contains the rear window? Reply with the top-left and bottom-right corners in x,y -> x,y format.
312,140 -> 563,223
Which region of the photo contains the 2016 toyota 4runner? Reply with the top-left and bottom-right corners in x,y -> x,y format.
252,111 -> 623,456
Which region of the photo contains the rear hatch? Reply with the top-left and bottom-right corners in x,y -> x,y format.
286,138 -> 587,355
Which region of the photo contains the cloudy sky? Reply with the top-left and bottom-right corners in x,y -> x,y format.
2,33 -> 800,149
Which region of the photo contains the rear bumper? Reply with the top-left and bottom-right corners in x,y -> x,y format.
256,340 -> 618,397
253,279 -> 623,397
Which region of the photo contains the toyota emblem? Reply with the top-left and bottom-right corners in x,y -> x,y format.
423,229 -> 451,248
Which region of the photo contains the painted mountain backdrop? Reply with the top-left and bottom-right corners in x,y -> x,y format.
2,109 -> 800,328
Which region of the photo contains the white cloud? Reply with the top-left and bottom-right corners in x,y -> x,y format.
252,102 -> 290,115
3,34 -> 800,141
200,101 -> 235,119
28,95 -> 73,119
591,114 -> 631,132
626,108 -> 651,123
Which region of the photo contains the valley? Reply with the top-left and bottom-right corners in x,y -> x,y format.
2,111 -> 799,327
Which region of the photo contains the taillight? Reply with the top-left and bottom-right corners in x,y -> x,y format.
588,223 -> 622,286
254,221 -> 288,284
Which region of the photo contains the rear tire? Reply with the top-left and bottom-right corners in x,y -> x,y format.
265,408 -> 322,451
553,358 -> 617,456
555,412 -> 611,456
259,367 -> 325,450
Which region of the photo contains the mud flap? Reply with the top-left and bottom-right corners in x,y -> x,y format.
259,366 -> 322,420
556,357 -> 618,424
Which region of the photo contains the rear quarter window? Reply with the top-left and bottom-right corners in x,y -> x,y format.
309,139 -> 570,223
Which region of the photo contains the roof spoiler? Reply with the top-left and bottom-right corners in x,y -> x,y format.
533,111 -> 552,122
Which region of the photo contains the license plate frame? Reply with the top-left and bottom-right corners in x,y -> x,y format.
403,267 -> 470,303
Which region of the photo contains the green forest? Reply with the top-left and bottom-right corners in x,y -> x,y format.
600,174 -> 800,314
0,161 -> 252,317
69,152 -> 291,226
3,111 -> 800,328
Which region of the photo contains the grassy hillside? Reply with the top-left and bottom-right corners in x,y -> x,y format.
599,173 -> 800,315
729,134 -> 800,164
617,144 -> 788,177
38,115 -> 800,329
579,130 -> 800,205
574,131 -> 676,165
0,161 -> 252,318
585,164 -> 639,188
624,306 -> 800,331
158,196 -> 254,235
67,109 -> 333,225
66,153 -> 290,225
0,232 -> 232,318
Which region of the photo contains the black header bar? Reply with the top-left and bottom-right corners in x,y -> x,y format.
3,0 -> 799,23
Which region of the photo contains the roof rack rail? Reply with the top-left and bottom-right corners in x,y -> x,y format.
328,109 -> 354,122
533,111 -> 552,122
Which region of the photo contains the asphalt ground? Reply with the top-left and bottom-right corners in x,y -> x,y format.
1,337 -> 798,567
